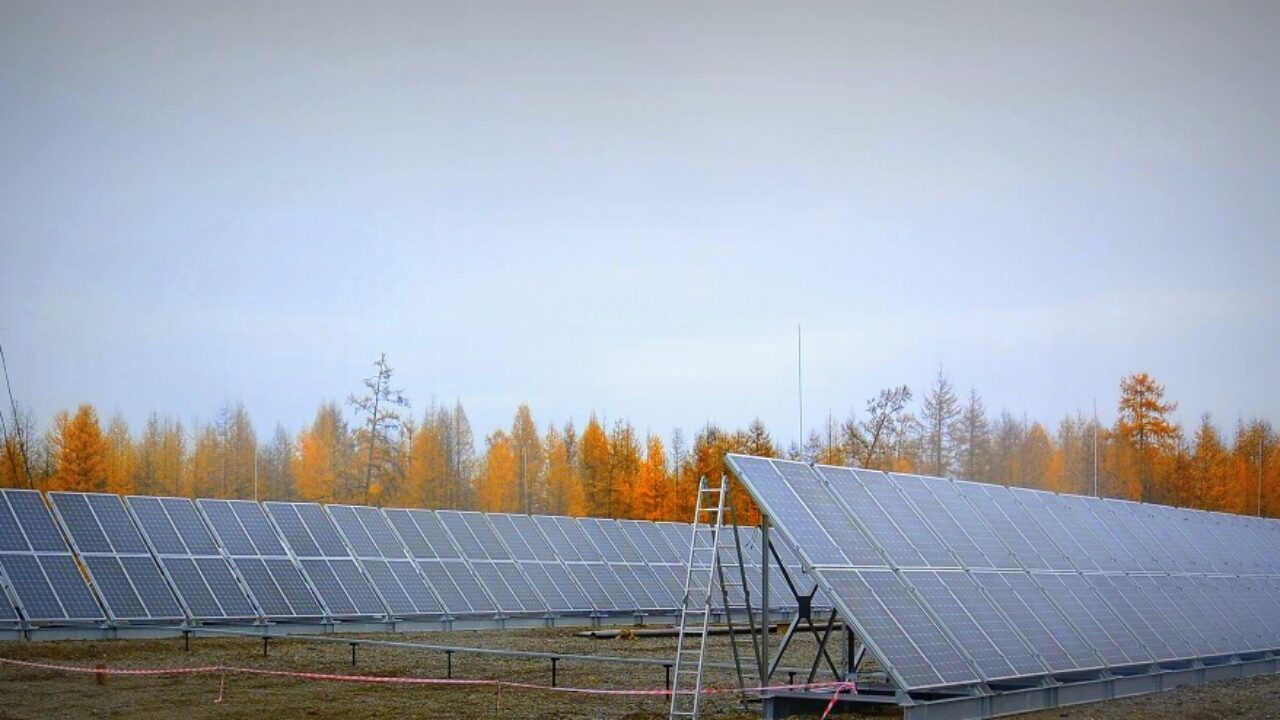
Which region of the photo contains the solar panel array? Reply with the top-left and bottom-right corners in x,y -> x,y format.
48,492 -> 183,623
0,489 -> 102,624
726,454 -> 1280,693
4,487 -> 808,627
125,496 -> 258,620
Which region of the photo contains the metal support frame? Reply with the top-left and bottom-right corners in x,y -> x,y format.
761,650 -> 1280,719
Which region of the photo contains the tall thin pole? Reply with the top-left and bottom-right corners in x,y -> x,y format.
1092,398 -> 1099,498
797,325 -> 803,453
253,447 -> 259,502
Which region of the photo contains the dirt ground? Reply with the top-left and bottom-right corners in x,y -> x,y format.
0,627 -> 1276,719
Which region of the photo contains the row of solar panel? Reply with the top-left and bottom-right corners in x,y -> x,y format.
725,455 -> 1280,693
0,488 -> 813,626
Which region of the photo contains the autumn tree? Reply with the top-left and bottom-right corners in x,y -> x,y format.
52,405 -> 108,491
348,353 -> 410,504
921,371 -> 961,477
609,420 -> 642,518
103,412 -> 135,494
444,401 -> 478,508
477,430 -> 520,512
510,405 -> 546,513
579,415 -> 612,517
544,424 -> 584,516
133,414 -> 186,496
1115,373 -> 1180,502
294,402 -> 357,502
1053,413 -> 1099,496
1022,422 -> 1055,490
1191,415 -> 1234,511
258,424 -> 296,501
0,405 -> 36,489
742,419 -> 777,459
990,412 -> 1025,487
805,412 -> 847,465
1232,419 -> 1275,516
634,434 -> 669,520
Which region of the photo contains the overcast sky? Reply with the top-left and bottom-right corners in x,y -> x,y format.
2,1 -> 1278,446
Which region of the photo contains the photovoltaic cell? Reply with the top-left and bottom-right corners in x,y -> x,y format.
6,491 -> 65,552
726,457 -> 849,566
49,494 -> 111,553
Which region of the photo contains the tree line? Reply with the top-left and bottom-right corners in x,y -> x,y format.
1,359 -> 1276,521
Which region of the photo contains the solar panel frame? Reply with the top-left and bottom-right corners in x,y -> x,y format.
489,514 -> 591,614
195,499 -> 325,620
0,489 -> 107,624
378,509 -> 499,618
48,492 -> 184,623
323,504 -> 445,619
262,501 -> 387,619
124,495 -> 260,621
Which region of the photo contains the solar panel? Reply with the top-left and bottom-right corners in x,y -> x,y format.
489,514 -> 590,614
0,490 -> 106,624
555,517 -> 638,612
901,570 -> 1021,681
379,509 -> 497,617
263,502 -> 386,618
125,496 -> 260,621
48,492 -> 183,623
435,511 -> 547,615
383,509 -> 435,559
196,499 -> 323,619
324,505 -> 444,618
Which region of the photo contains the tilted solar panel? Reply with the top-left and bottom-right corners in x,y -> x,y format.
728,452 -> 1280,698
324,504 -> 444,618
0,489 -> 106,624
48,492 -> 183,623
125,496 -> 259,620
263,501 -> 387,618
196,499 -> 324,619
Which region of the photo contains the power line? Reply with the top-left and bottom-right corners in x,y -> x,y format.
0,341 -> 34,488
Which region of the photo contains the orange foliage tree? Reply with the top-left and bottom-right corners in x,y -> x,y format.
52,405 -> 108,492
477,430 -> 520,513
579,416 -> 611,517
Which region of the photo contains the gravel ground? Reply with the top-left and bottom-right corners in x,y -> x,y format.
0,627 -> 1276,719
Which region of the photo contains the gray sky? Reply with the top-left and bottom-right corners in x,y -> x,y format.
2,1 -> 1278,445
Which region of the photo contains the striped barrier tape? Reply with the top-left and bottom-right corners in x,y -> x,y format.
0,656 -> 856,700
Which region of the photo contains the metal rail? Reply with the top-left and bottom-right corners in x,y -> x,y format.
179,625 -> 816,676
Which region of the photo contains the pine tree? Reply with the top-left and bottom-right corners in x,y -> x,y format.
348,353 -> 410,504
477,430 -> 519,512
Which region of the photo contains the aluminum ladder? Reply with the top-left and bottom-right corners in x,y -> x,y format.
668,476 -> 756,719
